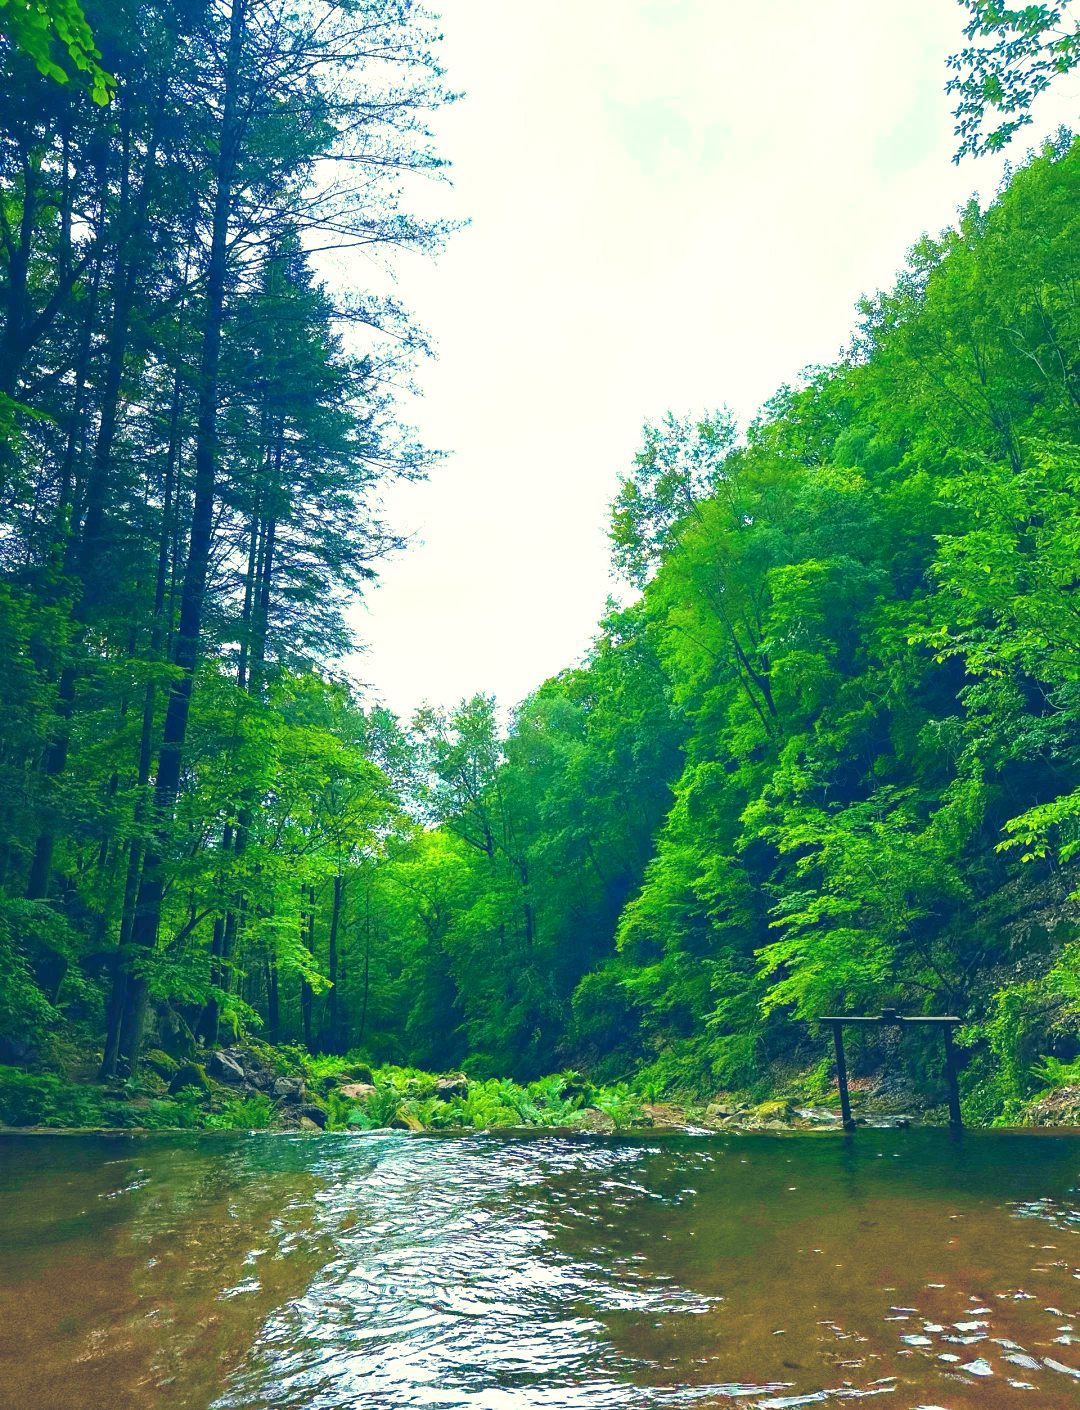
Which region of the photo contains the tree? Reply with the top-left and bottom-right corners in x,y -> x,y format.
948,1 -> 1080,159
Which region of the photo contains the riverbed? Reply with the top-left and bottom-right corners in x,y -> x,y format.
2,1127 -> 1079,1409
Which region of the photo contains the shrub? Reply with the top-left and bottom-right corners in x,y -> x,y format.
204,1094 -> 277,1130
0,1068 -> 106,1127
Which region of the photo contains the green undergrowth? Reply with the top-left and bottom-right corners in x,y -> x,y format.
0,1048 -> 650,1132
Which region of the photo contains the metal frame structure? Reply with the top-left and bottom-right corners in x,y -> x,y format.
816,1009 -> 963,1131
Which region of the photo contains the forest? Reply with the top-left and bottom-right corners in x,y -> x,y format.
3,0 -> 1080,1131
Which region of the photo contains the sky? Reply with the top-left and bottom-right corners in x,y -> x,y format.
346,0 -> 1079,723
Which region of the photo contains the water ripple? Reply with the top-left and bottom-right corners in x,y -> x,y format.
217,1134 -> 717,1408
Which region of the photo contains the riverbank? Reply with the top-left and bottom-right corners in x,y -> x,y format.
4,1040 -> 1076,1135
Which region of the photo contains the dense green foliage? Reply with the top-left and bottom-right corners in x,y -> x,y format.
4,1 -> 1080,1129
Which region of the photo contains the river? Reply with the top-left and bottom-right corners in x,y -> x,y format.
2,1127 -> 1080,1409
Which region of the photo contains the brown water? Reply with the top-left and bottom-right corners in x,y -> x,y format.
2,1128 -> 1080,1409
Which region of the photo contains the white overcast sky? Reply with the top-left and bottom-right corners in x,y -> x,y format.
346,0 -> 1079,723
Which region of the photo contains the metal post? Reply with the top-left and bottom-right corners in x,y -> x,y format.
832,1021 -> 855,1131
943,1026 -> 963,1128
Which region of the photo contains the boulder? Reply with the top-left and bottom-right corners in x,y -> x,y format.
390,1113 -> 426,1132
272,1076 -> 304,1103
752,1100 -> 796,1121
144,1049 -> 178,1080
208,1050 -> 245,1084
343,1063 -> 375,1085
299,1104 -> 327,1129
168,1063 -> 209,1095
338,1082 -> 377,1101
705,1102 -> 739,1118
0,1034 -> 38,1066
298,1116 -> 322,1132
573,1107 -> 617,1134
435,1073 -> 468,1100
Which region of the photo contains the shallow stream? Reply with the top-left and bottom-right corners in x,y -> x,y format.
2,1127 -> 1080,1409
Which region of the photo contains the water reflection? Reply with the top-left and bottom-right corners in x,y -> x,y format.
221,1135 -> 725,1408
4,1128 -> 1080,1410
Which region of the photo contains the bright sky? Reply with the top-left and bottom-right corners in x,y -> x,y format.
348,0 -> 1079,723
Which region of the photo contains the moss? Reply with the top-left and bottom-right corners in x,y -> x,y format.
168,1062 -> 209,1095
144,1049 -> 178,1080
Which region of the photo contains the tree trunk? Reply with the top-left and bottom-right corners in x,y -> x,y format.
301,884 -> 314,1050
326,873 -> 342,1051
265,953 -> 279,1042
116,0 -> 247,1074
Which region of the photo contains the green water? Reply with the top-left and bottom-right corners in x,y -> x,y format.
2,1127 -> 1080,1409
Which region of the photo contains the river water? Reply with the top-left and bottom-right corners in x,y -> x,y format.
2,1128 -> 1080,1410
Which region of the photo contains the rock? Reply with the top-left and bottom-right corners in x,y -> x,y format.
642,1103 -> 686,1127
338,1082 -> 376,1101
435,1073 -> 468,1099
0,1035 -> 38,1066
573,1107 -> 617,1134
793,1106 -> 842,1123
705,1103 -> 738,1118
144,1049 -> 178,1080
1023,1085 -> 1080,1127
251,1070 -> 272,1091
753,1100 -> 796,1120
343,1062 -> 375,1085
298,1116 -> 322,1131
208,1050 -> 245,1084
272,1076 -> 305,1103
299,1104 -> 327,1129
390,1113 -> 425,1132
168,1063 -> 209,1095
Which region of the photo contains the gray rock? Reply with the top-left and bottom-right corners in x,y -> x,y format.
208,1050 -> 245,1084
338,1082 -> 376,1101
435,1073 -> 468,1099
705,1103 -> 738,1118
273,1076 -> 305,1102
299,1104 -> 327,1128
573,1107 -> 617,1134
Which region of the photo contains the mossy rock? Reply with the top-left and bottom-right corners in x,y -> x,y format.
144,1050 -> 178,1080
344,1063 -> 374,1085
168,1063 -> 209,1095
752,1100 -> 795,1120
